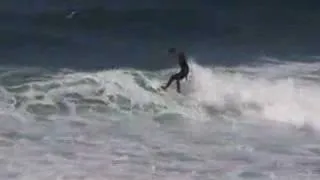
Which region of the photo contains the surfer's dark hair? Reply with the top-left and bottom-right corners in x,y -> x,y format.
168,48 -> 176,53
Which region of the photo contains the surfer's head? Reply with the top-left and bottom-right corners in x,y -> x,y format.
168,48 -> 177,54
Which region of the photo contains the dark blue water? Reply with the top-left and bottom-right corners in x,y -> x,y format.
1,1 -> 320,70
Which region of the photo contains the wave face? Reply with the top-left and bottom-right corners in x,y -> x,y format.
1,59 -> 320,179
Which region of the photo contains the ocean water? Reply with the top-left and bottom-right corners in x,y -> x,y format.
0,59 -> 320,180
1,3 -> 320,180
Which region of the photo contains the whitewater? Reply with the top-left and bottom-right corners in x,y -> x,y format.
0,58 -> 320,180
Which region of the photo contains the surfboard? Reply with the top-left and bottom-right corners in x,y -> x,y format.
154,87 -> 166,96
154,86 -> 185,100
149,82 -> 185,98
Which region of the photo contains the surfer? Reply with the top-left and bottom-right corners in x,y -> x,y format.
161,48 -> 189,93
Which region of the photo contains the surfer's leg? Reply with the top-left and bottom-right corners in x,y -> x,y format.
161,77 -> 175,90
175,71 -> 188,93
161,73 -> 179,90
176,80 -> 181,93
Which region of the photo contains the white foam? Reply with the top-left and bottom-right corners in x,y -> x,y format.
0,61 -> 320,179
1,59 -> 320,130
186,60 -> 320,129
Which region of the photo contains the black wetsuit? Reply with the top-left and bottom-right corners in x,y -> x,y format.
161,52 -> 189,93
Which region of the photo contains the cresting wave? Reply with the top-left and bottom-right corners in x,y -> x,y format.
0,59 -> 319,130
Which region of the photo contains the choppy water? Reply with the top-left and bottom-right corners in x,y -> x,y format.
0,59 -> 320,179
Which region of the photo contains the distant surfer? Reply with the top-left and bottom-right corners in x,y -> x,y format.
161,48 -> 189,93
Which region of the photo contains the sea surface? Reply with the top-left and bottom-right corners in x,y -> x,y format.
1,2 -> 320,180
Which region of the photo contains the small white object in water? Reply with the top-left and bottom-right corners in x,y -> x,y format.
66,11 -> 77,19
